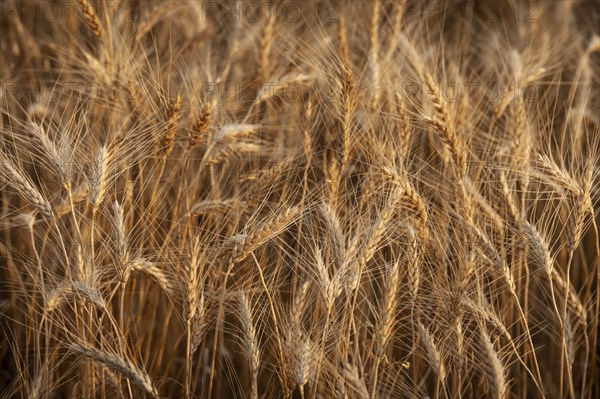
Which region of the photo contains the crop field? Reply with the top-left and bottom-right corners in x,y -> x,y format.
0,1 -> 599,398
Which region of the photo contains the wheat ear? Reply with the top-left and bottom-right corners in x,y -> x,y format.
89,145 -> 110,211
184,236 -> 203,399
371,257 -> 402,396
76,0 -> 104,39
0,159 -> 53,216
29,121 -> 70,188
480,331 -> 509,399
70,343 -> 157,397
423,72 -> 466,177
161,95 -> 183,157
369,0 -> 382,108
347,186 -> 403,290
418,322 -> 446,385
126,258 -> 172,294
239,293 -> 260,399
228,206 -> 302,264
189,101 -> 212,149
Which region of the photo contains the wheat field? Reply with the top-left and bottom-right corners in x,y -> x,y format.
0,1 -> 599,398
